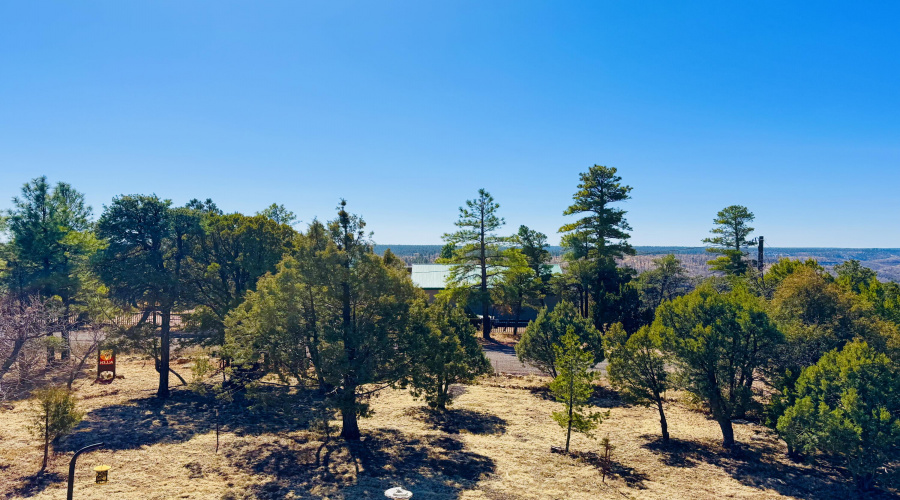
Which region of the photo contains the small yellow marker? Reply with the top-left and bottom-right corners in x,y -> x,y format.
94,465 -> 110,484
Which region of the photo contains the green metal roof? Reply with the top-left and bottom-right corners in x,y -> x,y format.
410,264 -> 562,290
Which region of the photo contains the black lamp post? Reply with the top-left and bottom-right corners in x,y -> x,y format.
67,442 -> 104,500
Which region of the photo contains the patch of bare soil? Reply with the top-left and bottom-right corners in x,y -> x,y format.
0,360 -> 895,499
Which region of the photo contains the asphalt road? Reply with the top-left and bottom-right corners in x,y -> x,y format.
481,342 -> 608,376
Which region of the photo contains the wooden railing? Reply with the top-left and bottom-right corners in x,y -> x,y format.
64,312 -> 185,330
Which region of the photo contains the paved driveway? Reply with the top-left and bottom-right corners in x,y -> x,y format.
482,341 -> 608,376
482,342 -> 544,375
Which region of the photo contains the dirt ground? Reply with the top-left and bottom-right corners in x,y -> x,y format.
0,358 -> 893,500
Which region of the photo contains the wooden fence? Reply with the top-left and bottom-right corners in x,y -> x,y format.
64,311 -> 185,330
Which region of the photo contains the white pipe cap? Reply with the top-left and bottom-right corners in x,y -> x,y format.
385,487 -> 413,499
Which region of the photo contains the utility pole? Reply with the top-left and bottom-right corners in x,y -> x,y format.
757,236 -> 764,274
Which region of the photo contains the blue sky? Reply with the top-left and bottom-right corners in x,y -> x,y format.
2,2 -> 898,246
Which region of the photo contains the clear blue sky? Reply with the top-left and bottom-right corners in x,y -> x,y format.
2,2 -> 899,247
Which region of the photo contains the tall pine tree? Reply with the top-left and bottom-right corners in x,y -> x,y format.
95,195 -> 198,398
703,205 -> 756,275
559,165 -> 636,329
440,189 -> 515,339
4,176 -> 93,360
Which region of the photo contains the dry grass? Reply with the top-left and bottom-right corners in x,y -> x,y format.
0,359 -> 894,499
479,329 -> 522,346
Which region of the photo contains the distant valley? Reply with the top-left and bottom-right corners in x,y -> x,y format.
374,245 -> 900,282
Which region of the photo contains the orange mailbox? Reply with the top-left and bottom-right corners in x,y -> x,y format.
97,349 -> 116,383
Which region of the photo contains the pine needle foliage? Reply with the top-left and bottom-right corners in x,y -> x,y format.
29,387 -> 84,472
777,341 -> 900,491
550,327 -> 608,453
558,165 -> 637,330
702,205 -> 756,275
605,323 -> 670,442
559,165 -> 635,262
405,299 -> 492,411
516,300 -> 603,377
440,189 -> 516,339
655,285 -> 781,448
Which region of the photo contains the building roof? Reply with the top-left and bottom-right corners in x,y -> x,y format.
410,263 -> 562,290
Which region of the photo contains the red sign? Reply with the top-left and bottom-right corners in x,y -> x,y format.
97,349 -> 116,383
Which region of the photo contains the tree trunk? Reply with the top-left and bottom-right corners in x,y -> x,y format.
339,250 -> 359,440
158,309 -> 171,399
41,410 -> 49,472
717,416 -> 735,449
707,373 -> 734,448
482,301 -> 491,340
168,366 -> 187,385
60,329 -> 70,361
855,472 -> 876,492
306,290 -> 329,393
60,303 -> 71,361
47,337 -> 55,365
513,306 -> 521,337
593,266 -> 605,330
339,386 -> 361,440
310,344 -> 329,393
436,379 -> 449,412
565,373 -> 574,453
0,337 -> 26,381
656,399 -> 669,443
480,211 -> 491,340
215,409 -> 220,453
67,343 -> 98,389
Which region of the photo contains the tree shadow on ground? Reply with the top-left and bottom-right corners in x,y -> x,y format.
414,407 -> 507,435
639,434 -> 895,500
571,450 -> 650,489
588,385 -> 625,408
527,383 -> 626,409
9,471 -> 65,497
223,428 -> 496,500
59,385 -> 327,453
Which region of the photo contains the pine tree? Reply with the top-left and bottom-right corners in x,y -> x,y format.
605,324 -> 670,442
703,205 -> 756,275
95,195 -> 198,398
183,211 -> 297,346
440,189 -> 515,339
656,286 -> 781,448
493,250 -> 541,336
777,341 -> 900,491
227,202 -> 424,441
405,299 -> 492,410
516,300 -> 603,377
516,225 -> 552,307
29,387 -> 84,472
638,254 -> 691,310
550,327 -> 607,453
4,176 -> 93,360
257,203 -> 297,226
559,165 -> 635,329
